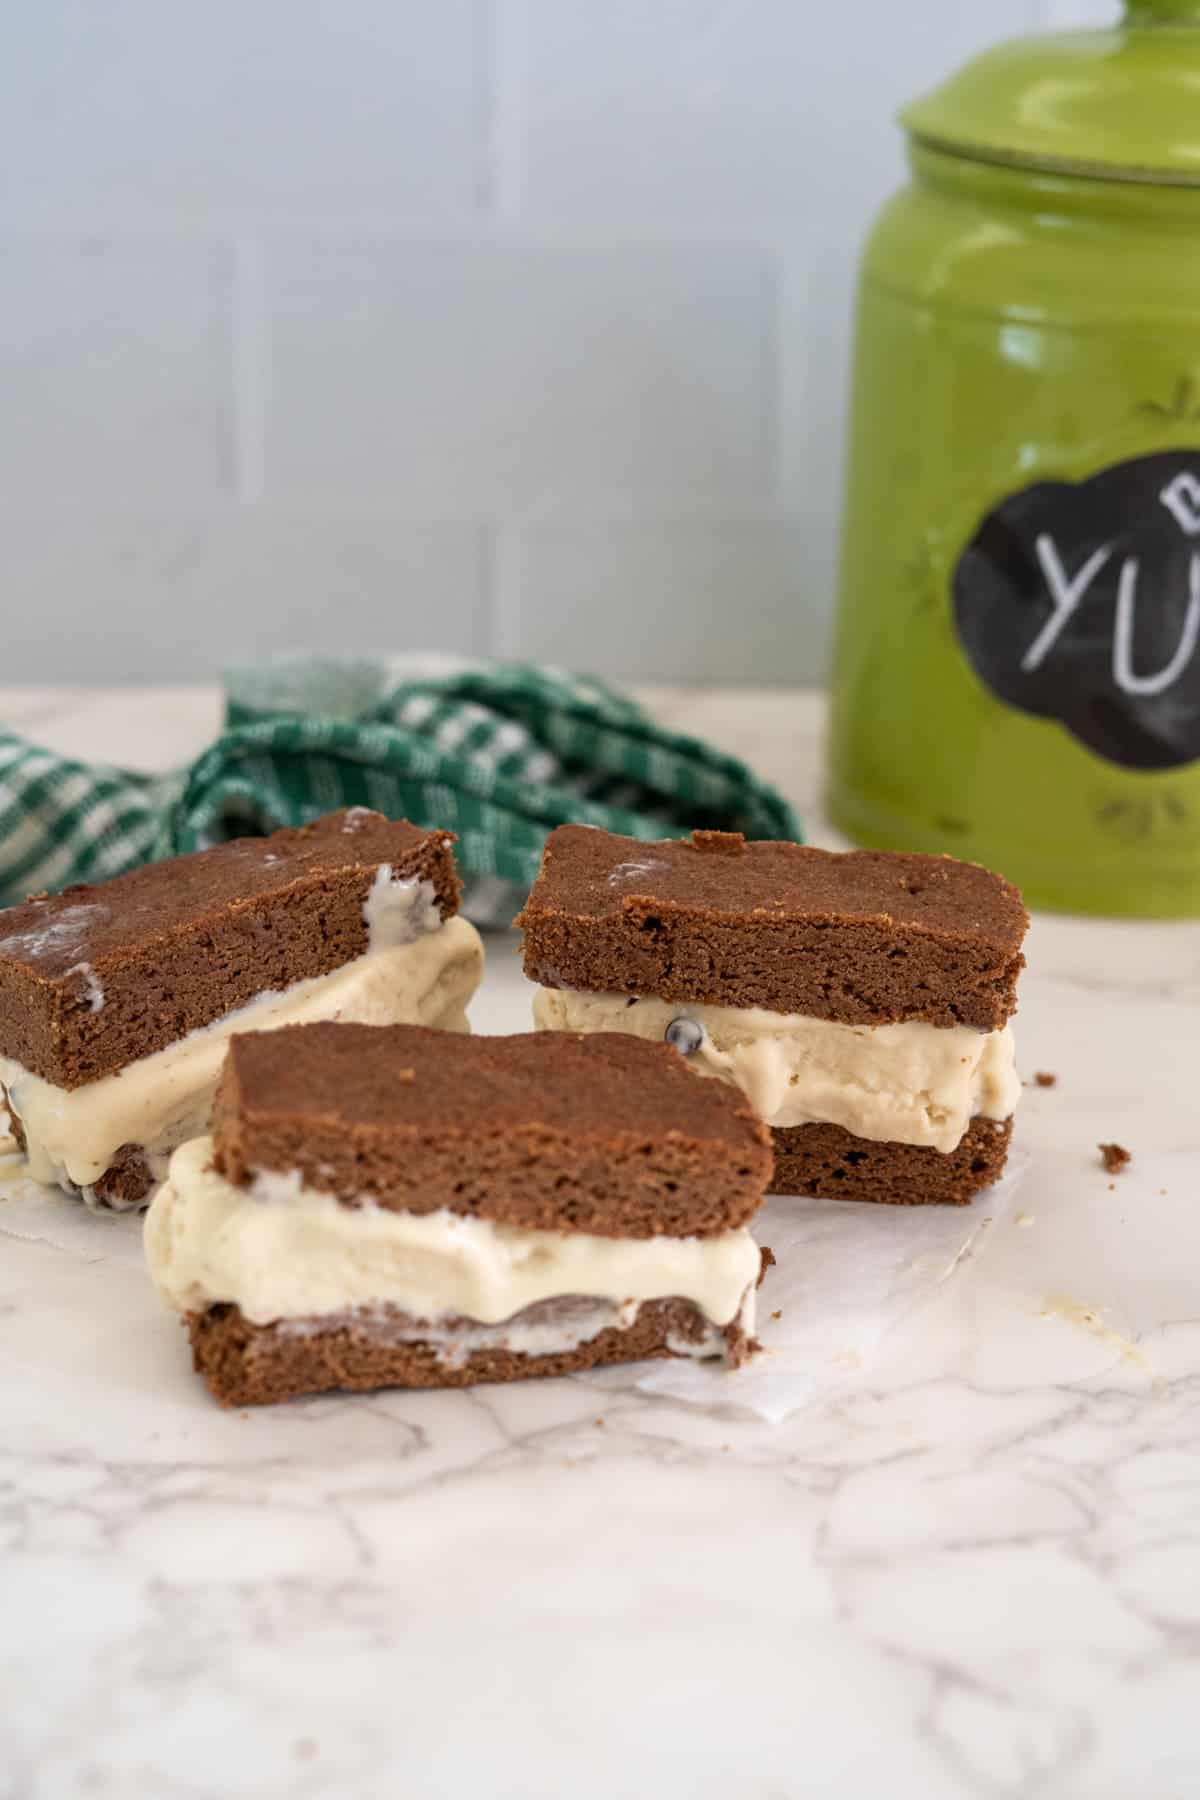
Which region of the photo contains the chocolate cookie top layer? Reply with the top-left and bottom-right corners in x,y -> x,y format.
0,811 -> 461,1089
212,1022 -> 773,1239
517,825 -> 1028,1031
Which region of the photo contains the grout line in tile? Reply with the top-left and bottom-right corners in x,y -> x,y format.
472,0 -> 498,215
486,0 -> 527,222
489,525 -> 524,659
759,249 -> 784,502
775,248 -> 812,516
230,234 -> 266,504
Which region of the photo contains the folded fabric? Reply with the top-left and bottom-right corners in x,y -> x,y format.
0,657 -> 801,926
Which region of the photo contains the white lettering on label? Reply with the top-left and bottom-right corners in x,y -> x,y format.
1112,553 -> 1200,698
1023,537 -> 1113,673
1160,472 -> 1200,538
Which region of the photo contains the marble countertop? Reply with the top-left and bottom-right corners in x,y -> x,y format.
2,684 -> 1198,1800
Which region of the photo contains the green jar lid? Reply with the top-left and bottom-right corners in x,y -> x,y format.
902,1 -> 1200,185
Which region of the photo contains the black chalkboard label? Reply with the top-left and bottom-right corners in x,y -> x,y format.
953,451 -> 1200,771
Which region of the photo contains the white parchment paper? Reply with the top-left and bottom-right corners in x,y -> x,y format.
588,1168 -> 1022,1419
0,1135 -> 1022,1424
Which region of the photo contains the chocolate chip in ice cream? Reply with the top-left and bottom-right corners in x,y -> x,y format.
665,1017 -> 703,1057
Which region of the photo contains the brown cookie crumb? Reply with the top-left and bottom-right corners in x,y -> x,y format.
690,829 -> 746,856
1034,1071 -> 1057,1088
770,1309 -> 782,1322
1099,1142 -> 1131,1175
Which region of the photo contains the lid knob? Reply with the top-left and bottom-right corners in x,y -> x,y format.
1125,0 -> 1200,20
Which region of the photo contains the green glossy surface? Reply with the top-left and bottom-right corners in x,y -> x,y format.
1128,0 -> 1200,21
902,2 -> 1200,183
827,148 -> 1200,916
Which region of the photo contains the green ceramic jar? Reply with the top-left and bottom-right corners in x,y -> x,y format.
826,1 -> 1200,915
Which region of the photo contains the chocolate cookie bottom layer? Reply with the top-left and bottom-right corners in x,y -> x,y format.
188,1296 -> 756,1408
770,1116 -> 1013,1205
79,1143 -> 155,1211
2,1104 -> 152,1212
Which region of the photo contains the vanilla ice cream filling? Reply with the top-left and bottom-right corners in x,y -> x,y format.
1,873 -> 483,1203
145,1137 -> 760,1352
532,987 -> 1019,1155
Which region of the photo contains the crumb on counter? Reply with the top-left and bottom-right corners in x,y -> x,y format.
1041,1294 -> 1151,1372
1034,1071 -> 1057,1088
1099,1142 -> 1131,1175
770,1309 -> 782,1321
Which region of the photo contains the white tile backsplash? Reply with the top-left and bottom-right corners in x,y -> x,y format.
0,240 -> 234,506
0,1 -> 482,225
515,0 -> 1042,226
264,239 -> 774,510
512,520 -> 819,683
0,0 -> 1114,685
0,516 -> 488,682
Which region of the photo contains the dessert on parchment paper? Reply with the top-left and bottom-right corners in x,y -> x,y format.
0,810 -> 483,1212
145,1023 -> 773,1406
519,825 -> 1028,1205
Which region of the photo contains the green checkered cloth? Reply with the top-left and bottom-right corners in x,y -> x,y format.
0,658 -> 801,926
